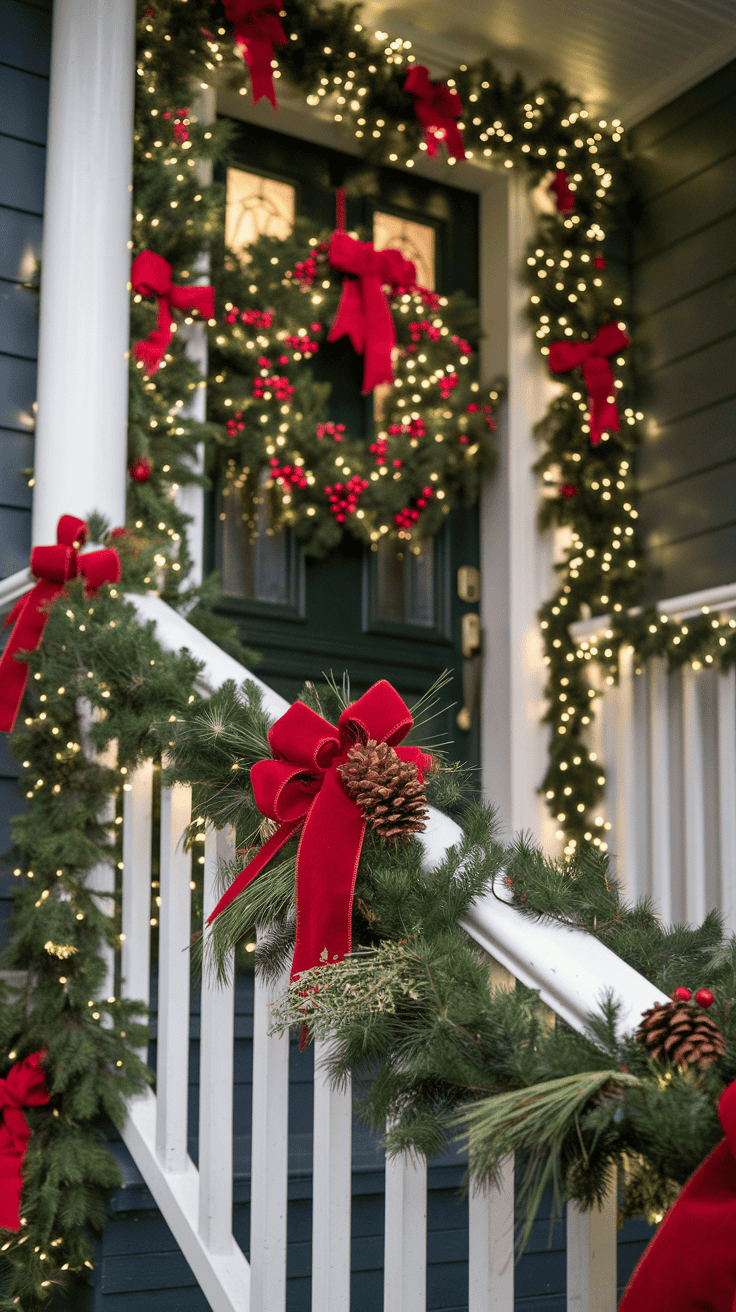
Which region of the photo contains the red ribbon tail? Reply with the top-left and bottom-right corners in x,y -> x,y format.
242,35 -> 278,107
328,277 -> 365,355
290,771 -> 366,981
206,818 -> 302,925
0,583 -> 59,734
446,122 -> 466,160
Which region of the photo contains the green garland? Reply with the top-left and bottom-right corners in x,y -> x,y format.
0,561 -> 211,1308
164,670 -> 736,1249
127,0 -> 647,849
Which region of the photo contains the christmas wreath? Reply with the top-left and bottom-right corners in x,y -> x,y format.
164,672 -> 736,1250
208,219 -> 500,556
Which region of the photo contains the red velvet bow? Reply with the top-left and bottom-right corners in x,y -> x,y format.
0,516 -> 121,734
0,1051 -> 49,1231
224,0 -> 287,108
327,231 -> 416,394
207,681 -> 432,980
549,169 -> 575,213
548,322 -> 630,445
131,251 -> 215,374
403,65 -> 466,161
620,1079 -> 736,1312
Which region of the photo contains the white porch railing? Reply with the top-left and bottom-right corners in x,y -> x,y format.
570,581 -> 736,929
112,594 -> 666,1312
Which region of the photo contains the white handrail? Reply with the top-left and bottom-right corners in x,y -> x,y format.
570,577 -> 736,641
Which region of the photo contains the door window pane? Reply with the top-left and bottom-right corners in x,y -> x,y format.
221,470 -> 290,604
373,213 -> 435,289
374,538 -> 435,627
225,168 -> 295,255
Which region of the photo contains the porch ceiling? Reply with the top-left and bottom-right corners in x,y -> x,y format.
361,0 -> 736,122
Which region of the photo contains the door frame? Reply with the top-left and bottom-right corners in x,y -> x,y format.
213,82 -> 558,848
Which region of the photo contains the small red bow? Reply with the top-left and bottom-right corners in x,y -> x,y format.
224,0 -> 287,108
0,1052 -> 49,1231
0,516 -> 120,734
207,682 -> 432,981
328,231 -> 416,394
403,66 -> 466,161
548,322 -> 630,446
549,169 -> 575,213
131,251 -> 215,374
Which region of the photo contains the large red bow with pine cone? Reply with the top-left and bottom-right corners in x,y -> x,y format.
131,251 -> 215,374
224,0 -> 287,108
548,321 -> 629,445
0,516 -> 120,734
327,231 -> 416,394
403,65 -> 466,161
207,681 -> 432,980
0,1051 -> 49,1231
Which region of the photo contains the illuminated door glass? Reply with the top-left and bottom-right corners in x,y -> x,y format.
374,538 -> 435,627
225,168 -> 295,255
222,169 -> 295,601
372,212 -> 435,290
221,470 -> 290,604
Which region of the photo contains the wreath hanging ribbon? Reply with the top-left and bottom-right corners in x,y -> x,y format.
548,321 -> 630,445
327,231 -> 417,394
0,516 -> 120,734
403,65 -> 466,161
131,251 -> 215,374
0,1051 -> 49,1231
224,0 -> 287,108
207,680 -> 432,980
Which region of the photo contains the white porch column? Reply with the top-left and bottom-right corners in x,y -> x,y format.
33,0 -> 136,545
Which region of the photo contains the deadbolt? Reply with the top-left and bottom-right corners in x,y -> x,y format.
457,566 -> 480,604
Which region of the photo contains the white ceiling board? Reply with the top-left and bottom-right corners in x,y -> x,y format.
361,0 -> 736,122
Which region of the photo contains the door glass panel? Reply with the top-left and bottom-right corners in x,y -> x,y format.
374,538 -> 435,627
373,212 -> 435,289
225,168 -> 295,256
222,168 -> 295,602
221,469 -> 290,604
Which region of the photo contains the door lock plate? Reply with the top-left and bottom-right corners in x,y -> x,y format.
461,611 -> 482,659
457,566 -> 480,604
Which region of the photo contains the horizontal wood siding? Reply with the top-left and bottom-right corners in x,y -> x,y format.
0,0 -> 50,919
629,59 -> 736,601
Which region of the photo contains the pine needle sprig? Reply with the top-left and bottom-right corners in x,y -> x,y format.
454,1070 -> 641,1249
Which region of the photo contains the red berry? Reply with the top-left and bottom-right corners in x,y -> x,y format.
129,457 -> 152,483
695,988 -> 715,1008
672,987 -> 692,1002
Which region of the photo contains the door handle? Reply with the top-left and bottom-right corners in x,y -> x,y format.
457,613 -> 482,731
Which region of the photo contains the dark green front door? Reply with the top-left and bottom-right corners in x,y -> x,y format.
208,120 -> 481,772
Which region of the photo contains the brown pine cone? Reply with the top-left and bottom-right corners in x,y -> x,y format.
636,995 -> 725,1071
338,739 -> 428,843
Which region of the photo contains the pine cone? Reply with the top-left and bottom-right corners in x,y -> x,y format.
338,739 -> 428,843
636,996 -> 725,1071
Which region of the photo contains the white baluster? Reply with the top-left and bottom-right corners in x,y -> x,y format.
198,825 -> 235,1255
566,1177 -> 617,1312
614,646 -> 642,897
312,1037 -> 352,1311
384,1146 -> 427,1312
468,1159 -> 514,1312
648,656 -> 672,922
682,665 -> 707,924
121,759 -> 153,1058
250,958 -> 290,1312
156,783 -> 192,1173
718,666 -> 736,930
